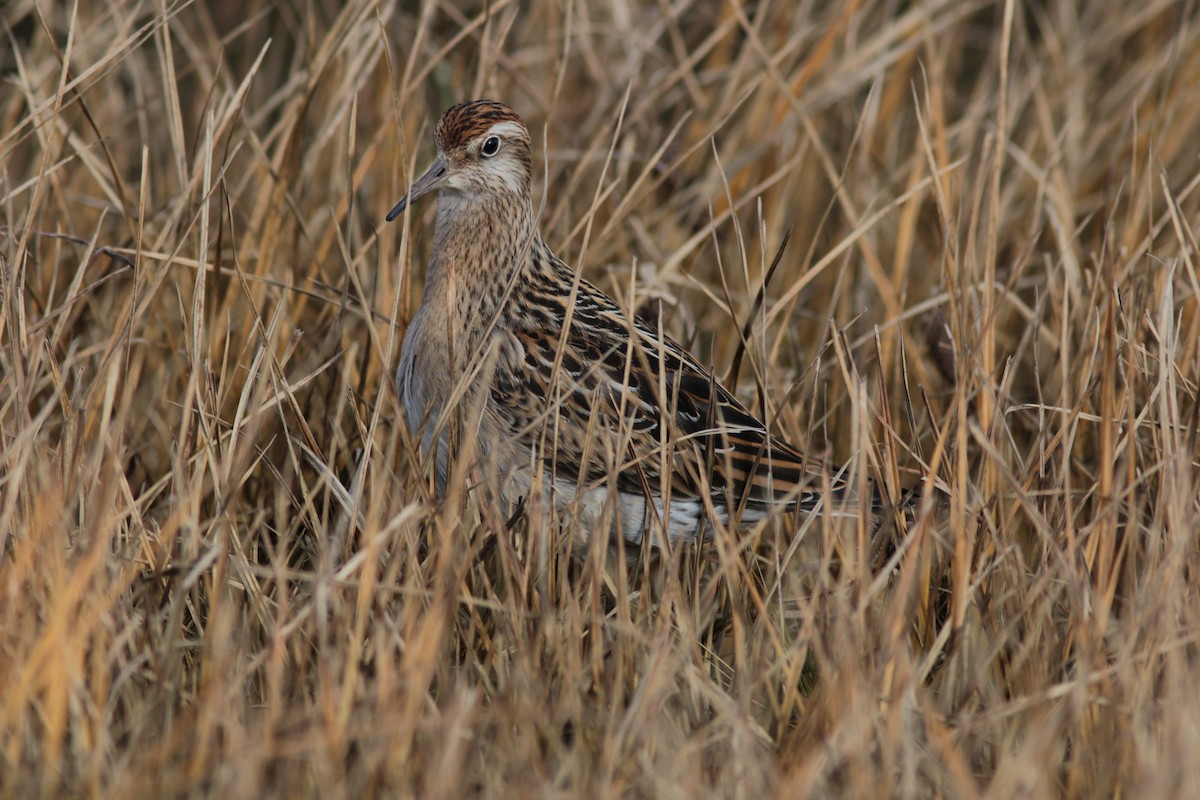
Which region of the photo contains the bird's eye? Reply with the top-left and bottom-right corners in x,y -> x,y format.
481,136 -> 501,157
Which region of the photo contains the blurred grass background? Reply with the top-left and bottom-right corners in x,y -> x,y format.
2,0 -> 1199,796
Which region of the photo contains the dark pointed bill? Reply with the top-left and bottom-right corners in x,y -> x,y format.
386,196 -> 409,221
386,155 -> 449,222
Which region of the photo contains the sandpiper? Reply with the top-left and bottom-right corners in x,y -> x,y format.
389,100 -> 868,548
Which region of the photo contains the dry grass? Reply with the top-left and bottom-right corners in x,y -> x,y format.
3,0 -> 1200,796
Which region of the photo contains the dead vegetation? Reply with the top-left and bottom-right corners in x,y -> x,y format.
2,0 -> 1199,796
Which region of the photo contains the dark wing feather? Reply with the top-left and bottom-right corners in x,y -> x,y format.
493,274 -> 845,518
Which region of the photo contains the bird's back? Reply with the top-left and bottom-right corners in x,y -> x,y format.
478,240 -> 850,544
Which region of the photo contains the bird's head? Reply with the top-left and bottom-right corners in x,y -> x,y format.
387,100 -> 533,221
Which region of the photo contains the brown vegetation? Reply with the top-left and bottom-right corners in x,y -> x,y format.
2,0 -> 1198,796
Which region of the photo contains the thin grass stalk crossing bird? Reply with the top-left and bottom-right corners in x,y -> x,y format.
388,100 -> 874,550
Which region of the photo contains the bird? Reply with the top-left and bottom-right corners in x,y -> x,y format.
387,99 -> 871,551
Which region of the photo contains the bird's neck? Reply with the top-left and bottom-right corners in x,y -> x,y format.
423,190 -> 539,347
